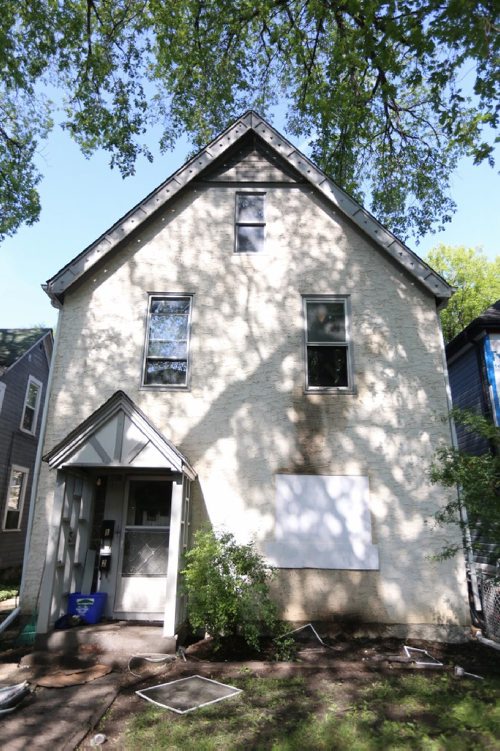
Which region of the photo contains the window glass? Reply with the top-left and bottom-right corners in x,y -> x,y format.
126,480 -> 172,526
144,296 -> 192,387
306,302 -> 346,342
145,360 -> 188,386
3,467 -> 28,530
307,346 -> 348,388
21,377 -> 41,433
236,225 -> 265,253
235,193 -> 265,253
236,194 -> 265,223
304,297 -> 352,391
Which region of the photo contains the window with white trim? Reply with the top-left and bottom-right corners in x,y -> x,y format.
304,296 -> 353,391
143,295 -> 193,388
3,466 -> 29,531
20,376 -> 42,434
235,192 -> 265,253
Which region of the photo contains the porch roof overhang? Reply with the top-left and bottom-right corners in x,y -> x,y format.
43,390 -> 196,480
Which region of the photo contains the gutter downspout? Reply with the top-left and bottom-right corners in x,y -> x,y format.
436,309 -> 482,614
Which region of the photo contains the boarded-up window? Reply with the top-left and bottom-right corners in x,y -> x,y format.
265,474 -> 378,569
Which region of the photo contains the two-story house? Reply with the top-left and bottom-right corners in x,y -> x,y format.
0,329 -> 53,574
23,113 -> 469,640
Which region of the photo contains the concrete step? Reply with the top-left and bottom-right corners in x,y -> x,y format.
33,621 -> 177,667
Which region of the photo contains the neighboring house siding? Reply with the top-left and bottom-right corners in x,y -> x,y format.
0,339 -> 50,570
448,344 -> 491,455
446,308 -> 500,574
24,180 -> 469,630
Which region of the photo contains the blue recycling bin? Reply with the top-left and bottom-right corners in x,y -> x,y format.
67,592 -> 107,624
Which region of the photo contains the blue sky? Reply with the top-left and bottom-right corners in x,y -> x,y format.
1,119 -> 498,330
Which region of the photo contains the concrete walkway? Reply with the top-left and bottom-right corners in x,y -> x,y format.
0,621 -> 177,750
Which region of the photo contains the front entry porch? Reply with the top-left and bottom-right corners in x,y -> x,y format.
36,391 -> 196,637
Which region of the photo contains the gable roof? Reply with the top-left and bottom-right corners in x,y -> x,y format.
446,300 -> 500,359
0,328 -> 52,375
44,390 -> 196,479
43,111 -> 452,306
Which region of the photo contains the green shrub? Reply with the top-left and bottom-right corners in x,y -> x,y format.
182,528 -> 278,650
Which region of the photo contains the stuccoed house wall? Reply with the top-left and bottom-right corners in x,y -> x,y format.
24,136 -> 469,640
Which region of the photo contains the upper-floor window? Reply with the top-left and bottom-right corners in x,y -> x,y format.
303,296 -> 353,392
20,376 -> 42,434
3,465 -> 29,531
235,192 -> 265,253
143,295 -> 193,388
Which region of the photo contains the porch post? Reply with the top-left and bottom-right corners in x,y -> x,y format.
163,475 -> 183,636
36,471 -> 66,634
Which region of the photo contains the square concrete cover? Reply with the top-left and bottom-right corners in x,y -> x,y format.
136,675 -> 242,714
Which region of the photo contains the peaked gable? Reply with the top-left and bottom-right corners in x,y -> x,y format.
44,390 -> 196,479
0,328 -> 52,374
43,111 -> 452,306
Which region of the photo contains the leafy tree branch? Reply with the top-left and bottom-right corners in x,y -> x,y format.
1,0 -> 498,240
425,245 -> 500,342
429,410 -> 500,563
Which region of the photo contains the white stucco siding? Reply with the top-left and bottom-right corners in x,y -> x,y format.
25,183 -> 469,630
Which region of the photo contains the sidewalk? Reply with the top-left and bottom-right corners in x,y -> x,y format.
0,620 -> 175,750
1,668 -> 121,751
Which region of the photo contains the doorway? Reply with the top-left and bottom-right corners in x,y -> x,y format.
113,478 -> 172,618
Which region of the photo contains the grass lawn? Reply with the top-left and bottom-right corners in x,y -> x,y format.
99,666 -> 500,750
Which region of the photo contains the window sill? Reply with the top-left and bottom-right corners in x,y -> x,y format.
140,384 -> 191,392
304,387 -> 357,396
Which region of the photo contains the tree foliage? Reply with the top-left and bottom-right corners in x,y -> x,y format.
426,245 -> 500,342
429,410 -> 500,562
1,1 -> 499,241
182,528 -> 278,650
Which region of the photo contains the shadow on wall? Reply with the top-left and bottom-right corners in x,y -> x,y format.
34,182 -> 466,628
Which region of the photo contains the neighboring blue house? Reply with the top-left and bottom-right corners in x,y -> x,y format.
0,329 -> 53,574
446,300 -> 500,573
446,300 -> 500,453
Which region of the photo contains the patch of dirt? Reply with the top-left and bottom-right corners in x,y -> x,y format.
78,632 -> 500,748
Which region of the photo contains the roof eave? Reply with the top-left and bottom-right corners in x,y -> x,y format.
44,110 -> 452,304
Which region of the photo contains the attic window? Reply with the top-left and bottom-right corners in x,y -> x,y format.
143,295 -> 193,388
235,193 -> 265,253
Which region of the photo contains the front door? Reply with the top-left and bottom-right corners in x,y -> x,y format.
114,478 -> 172,619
